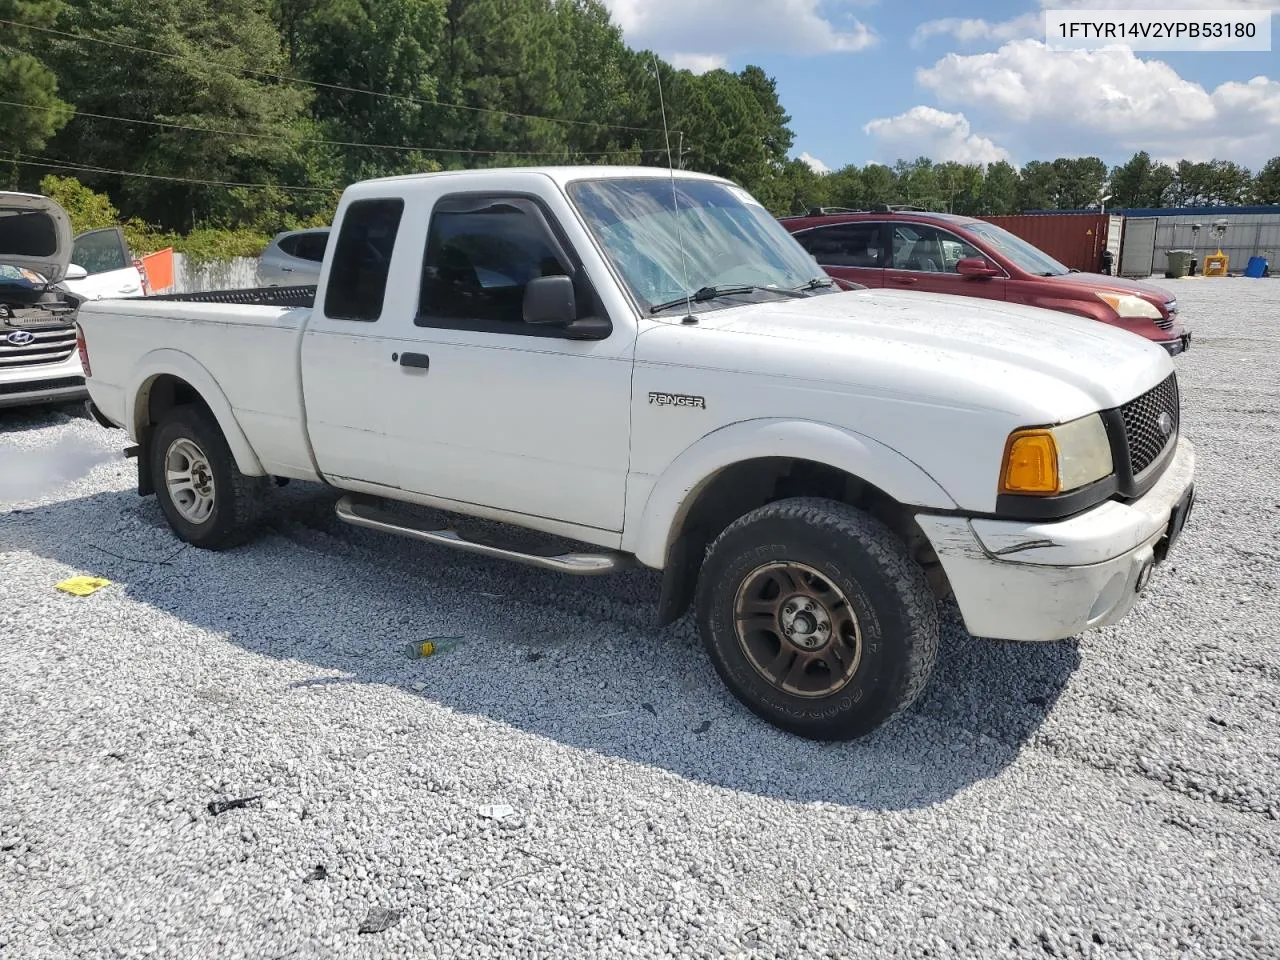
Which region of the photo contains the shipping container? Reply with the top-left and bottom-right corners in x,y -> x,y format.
978,213 -> 1112,273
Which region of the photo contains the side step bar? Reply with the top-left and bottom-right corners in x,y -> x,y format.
335,495 -> 629,576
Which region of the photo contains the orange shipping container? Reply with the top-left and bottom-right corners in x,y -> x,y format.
978,214 -> 1110,273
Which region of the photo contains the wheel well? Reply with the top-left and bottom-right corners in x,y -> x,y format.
133,375 -> 216,496
655,457 -> 951,626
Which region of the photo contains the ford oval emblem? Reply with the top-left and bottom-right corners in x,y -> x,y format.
1156,411 -> 1174,437
6,331 -> 35,346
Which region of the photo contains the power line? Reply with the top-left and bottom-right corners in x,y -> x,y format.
0,18 -> 680,137
0,97 -> 674,159
2,154 -> 338,194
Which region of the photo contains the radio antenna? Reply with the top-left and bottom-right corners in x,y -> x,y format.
652,54 -> 694,323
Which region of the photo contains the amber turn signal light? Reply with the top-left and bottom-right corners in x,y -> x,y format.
1000,430 -> 1060,495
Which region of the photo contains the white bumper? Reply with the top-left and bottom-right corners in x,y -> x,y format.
0,349 -> 86,409
916,440 -> 1196,642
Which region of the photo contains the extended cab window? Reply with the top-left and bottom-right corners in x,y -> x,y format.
324,199 -> 403,322
889,224 -> 981,274
796,223 -> 884,268
417,196 -> 571,328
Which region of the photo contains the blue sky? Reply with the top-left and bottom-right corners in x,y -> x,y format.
604,0 -> 1280,172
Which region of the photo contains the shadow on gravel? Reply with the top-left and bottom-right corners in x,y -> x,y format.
6,479 -> 1080,811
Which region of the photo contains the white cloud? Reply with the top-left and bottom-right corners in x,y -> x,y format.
912,13 -> 1040,47
1042,0 -> 1278,8
863,106 -> 1011,164
916,40 -> 1280,166
798,151 -> 832,173
603,0 -> 877,58
668,53 -> 727,73
913,2 -> 1279,48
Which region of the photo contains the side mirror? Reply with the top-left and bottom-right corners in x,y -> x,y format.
64,263 -> 89,281
523,275 -> 576,326
955,257 -> 1000,279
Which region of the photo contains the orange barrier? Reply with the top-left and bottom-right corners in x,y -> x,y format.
142,247 -> 175,294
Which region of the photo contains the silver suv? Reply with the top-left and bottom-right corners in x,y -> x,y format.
256,228 -> 329,286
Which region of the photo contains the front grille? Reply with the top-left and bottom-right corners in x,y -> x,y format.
1154,300 -> 1177,331
1119,372 -> 1180,477
0,326 -> 77,369
0,375 -> 84,397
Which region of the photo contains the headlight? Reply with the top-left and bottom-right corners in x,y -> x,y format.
1095,291 -> 1162,320
1000,413 -> 1113,496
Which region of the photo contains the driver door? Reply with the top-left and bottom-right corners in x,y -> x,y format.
373,193 -> 634,535
883,223 -> 1006,301
65,228 -> 143,299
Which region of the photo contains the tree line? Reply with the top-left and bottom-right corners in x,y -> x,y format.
782,153 -> 1280,218
3,0 -> 1278,250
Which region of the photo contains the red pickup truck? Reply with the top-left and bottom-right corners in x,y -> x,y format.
781,209 -> 1191,356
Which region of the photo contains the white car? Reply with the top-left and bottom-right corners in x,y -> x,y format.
76,166 -> 1195,740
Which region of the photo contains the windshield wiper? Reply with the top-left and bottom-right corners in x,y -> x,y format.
793,276 -> 836,293
648,284 -> 804,314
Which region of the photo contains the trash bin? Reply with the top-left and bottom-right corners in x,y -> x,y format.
1244,255 -> 1269,279
1165,249 -> 1193,279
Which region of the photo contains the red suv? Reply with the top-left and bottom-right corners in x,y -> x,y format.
780,209 -> 1191,356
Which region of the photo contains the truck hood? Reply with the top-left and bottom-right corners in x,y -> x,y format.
1039,270 -> 1174,302
665,287 -> 1172,413
0,192 -> 73,284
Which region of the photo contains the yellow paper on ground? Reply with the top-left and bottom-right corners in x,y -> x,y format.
55,576 -> 112,597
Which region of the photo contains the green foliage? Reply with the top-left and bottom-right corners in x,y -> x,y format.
0,0 -> 72,165
1256,157 -> 1280,205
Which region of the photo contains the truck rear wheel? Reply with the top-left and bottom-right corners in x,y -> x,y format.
150,405 -> 267,550
694,497 -> 939,740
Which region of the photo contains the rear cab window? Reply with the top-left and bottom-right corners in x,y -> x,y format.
323,199 -> 404,321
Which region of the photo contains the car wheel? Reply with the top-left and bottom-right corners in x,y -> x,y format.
694,497 -> 940,740
150,405 -> 268,550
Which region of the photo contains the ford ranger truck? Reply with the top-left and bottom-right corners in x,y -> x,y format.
75,167 -> 1196,741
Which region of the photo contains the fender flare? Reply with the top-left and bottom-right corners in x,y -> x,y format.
127,348 -> 266,477
627,417 -> 957,569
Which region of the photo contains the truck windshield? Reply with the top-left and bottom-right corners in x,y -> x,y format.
566,177 -> 830,313
964,222 -> 1071,277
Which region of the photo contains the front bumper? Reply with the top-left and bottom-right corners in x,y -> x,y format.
916,439 -> 1195,642
1157,331 -> 1192,357
0,351 -> 87,410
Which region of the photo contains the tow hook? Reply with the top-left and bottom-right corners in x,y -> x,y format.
1136,560 -> 1154,594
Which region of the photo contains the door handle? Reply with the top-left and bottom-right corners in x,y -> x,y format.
890,276 -> 918,285
398,352 -> 430,370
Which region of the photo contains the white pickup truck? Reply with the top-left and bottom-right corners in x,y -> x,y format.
76,166 -> 1196,740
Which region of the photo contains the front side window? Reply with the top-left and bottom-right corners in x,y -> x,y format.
418,196 -> 570,326
324,199 -> 403,322
889,224 -> 982,273
796,223 -> 884,267
71,228 -> 130,275
964,222 -> 1069,276
567,177 -> 830,314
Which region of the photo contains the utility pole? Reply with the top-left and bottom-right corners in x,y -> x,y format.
677,131 -> 684,170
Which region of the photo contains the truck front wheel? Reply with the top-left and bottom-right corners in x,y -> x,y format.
149,405 -> 267,550
694,497 -> 939,740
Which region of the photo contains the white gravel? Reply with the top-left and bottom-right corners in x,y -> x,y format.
2,278 -> 1278,959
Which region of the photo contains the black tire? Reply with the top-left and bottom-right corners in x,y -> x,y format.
694,497 -> 939,741
149,405 -> 268,550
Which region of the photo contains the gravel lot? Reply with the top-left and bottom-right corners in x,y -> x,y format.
2,278 -> 1278,959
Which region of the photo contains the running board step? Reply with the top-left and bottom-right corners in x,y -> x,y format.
335,495 -> 628,576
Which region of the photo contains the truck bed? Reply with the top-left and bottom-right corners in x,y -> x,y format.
76,288 -> 319,482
